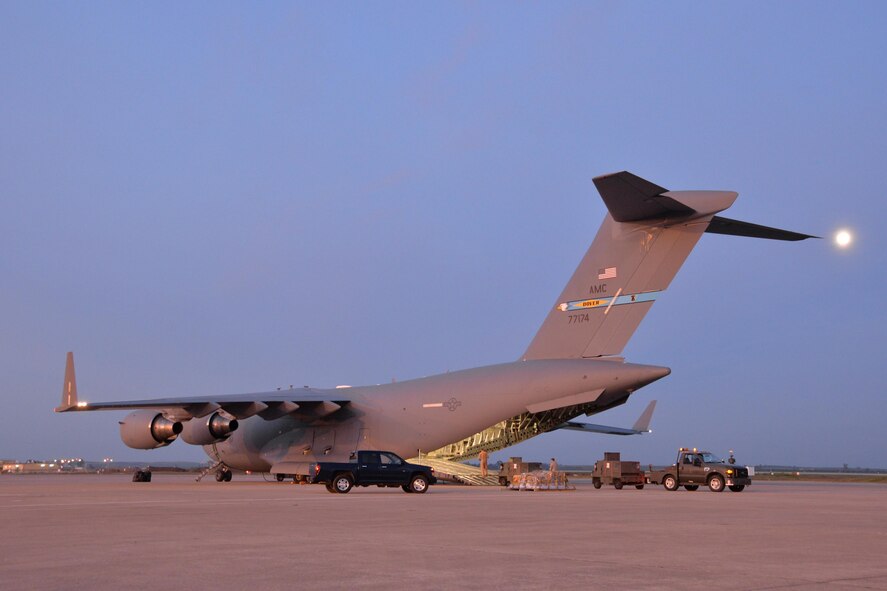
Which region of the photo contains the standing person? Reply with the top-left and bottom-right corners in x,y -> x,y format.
548,457 -> 559,487
479,449 -> 489,477
549,457 -> 558,473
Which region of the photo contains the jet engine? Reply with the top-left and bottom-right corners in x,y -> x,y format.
119,410 -> 183,449
181,413 -> 239,445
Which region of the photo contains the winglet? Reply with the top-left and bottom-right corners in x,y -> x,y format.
56,352 -> 78,412
631,400 -> 657,432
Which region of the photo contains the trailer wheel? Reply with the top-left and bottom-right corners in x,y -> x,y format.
729,485 -> 745,492
708,474 -> 725,492
663,475 -> 679,491
684,485 -> 699,491
276,474 -> 285,482
592,479 -> 602,489
613,479 -> 623,490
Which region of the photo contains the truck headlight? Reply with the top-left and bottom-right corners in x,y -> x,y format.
726,468 -> 734,476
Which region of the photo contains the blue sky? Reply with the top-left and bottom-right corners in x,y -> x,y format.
2,3 -> 885,467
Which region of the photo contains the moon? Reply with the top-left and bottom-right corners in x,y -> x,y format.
835,229 -> 853,248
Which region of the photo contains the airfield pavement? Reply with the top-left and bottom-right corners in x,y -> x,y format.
1,474 -> 885,590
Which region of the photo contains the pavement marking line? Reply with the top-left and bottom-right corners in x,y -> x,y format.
0,497 -> 301,510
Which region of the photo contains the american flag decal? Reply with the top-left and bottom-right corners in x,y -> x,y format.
598,267 -> 617,280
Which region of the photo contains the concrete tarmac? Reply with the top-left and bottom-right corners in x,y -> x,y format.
1,474 -> 886,590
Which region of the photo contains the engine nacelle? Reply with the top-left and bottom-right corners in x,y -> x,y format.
181,413 -> 239,446
119,410 -> 183,450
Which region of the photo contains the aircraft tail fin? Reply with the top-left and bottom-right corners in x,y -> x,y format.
522,171 -> 812,360
56,352 -> 78,412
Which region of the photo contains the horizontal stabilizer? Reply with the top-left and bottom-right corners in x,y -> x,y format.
706,216 -> 818,241
593,171 -> 695,222
556,400 -> 656,436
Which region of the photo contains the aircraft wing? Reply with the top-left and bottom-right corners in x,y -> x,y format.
54,353 -> 349,420
556,400 -> 656,436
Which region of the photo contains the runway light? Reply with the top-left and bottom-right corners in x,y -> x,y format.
834,229 -> 853,248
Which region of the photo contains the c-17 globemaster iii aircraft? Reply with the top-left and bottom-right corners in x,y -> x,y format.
56,171 -> 814,481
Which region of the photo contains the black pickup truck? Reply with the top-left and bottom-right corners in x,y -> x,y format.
310,450 -> 437,494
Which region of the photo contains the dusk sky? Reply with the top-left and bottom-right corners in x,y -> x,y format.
2,3 -> 885,468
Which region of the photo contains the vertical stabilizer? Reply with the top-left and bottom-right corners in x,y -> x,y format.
523,172 -> 737,360
58,352 -> 78,411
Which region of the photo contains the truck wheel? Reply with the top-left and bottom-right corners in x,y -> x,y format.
708,474 -> 725,492
409,474 -> 429,494
333,473 -> 354,494
498,477 -> 508,486
663,475 -> 679,491
401,484 -> 413,493
684,485 -> 699,491
729,485 -> 745,492
592,479 -> 602,489
635,484 -> 644,490
613,479 -> 623,490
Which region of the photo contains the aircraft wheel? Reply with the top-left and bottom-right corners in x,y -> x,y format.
409,474 -> 429,494
215,470 -> 225,482
333,473 -> 354,494
663,475 -> 679,491
684,485 -> 699,491
708,474 -> 725,492
729,485 -> 745,492
592,479 -> 602,489
613,479 -> 623,490
223,469 -> 232,482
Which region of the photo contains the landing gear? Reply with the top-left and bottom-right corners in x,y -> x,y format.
215,468 -> 232,482
132,469 -> 152,482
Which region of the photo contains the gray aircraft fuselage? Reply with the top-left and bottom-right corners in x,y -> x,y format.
209,359 -> 669,471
